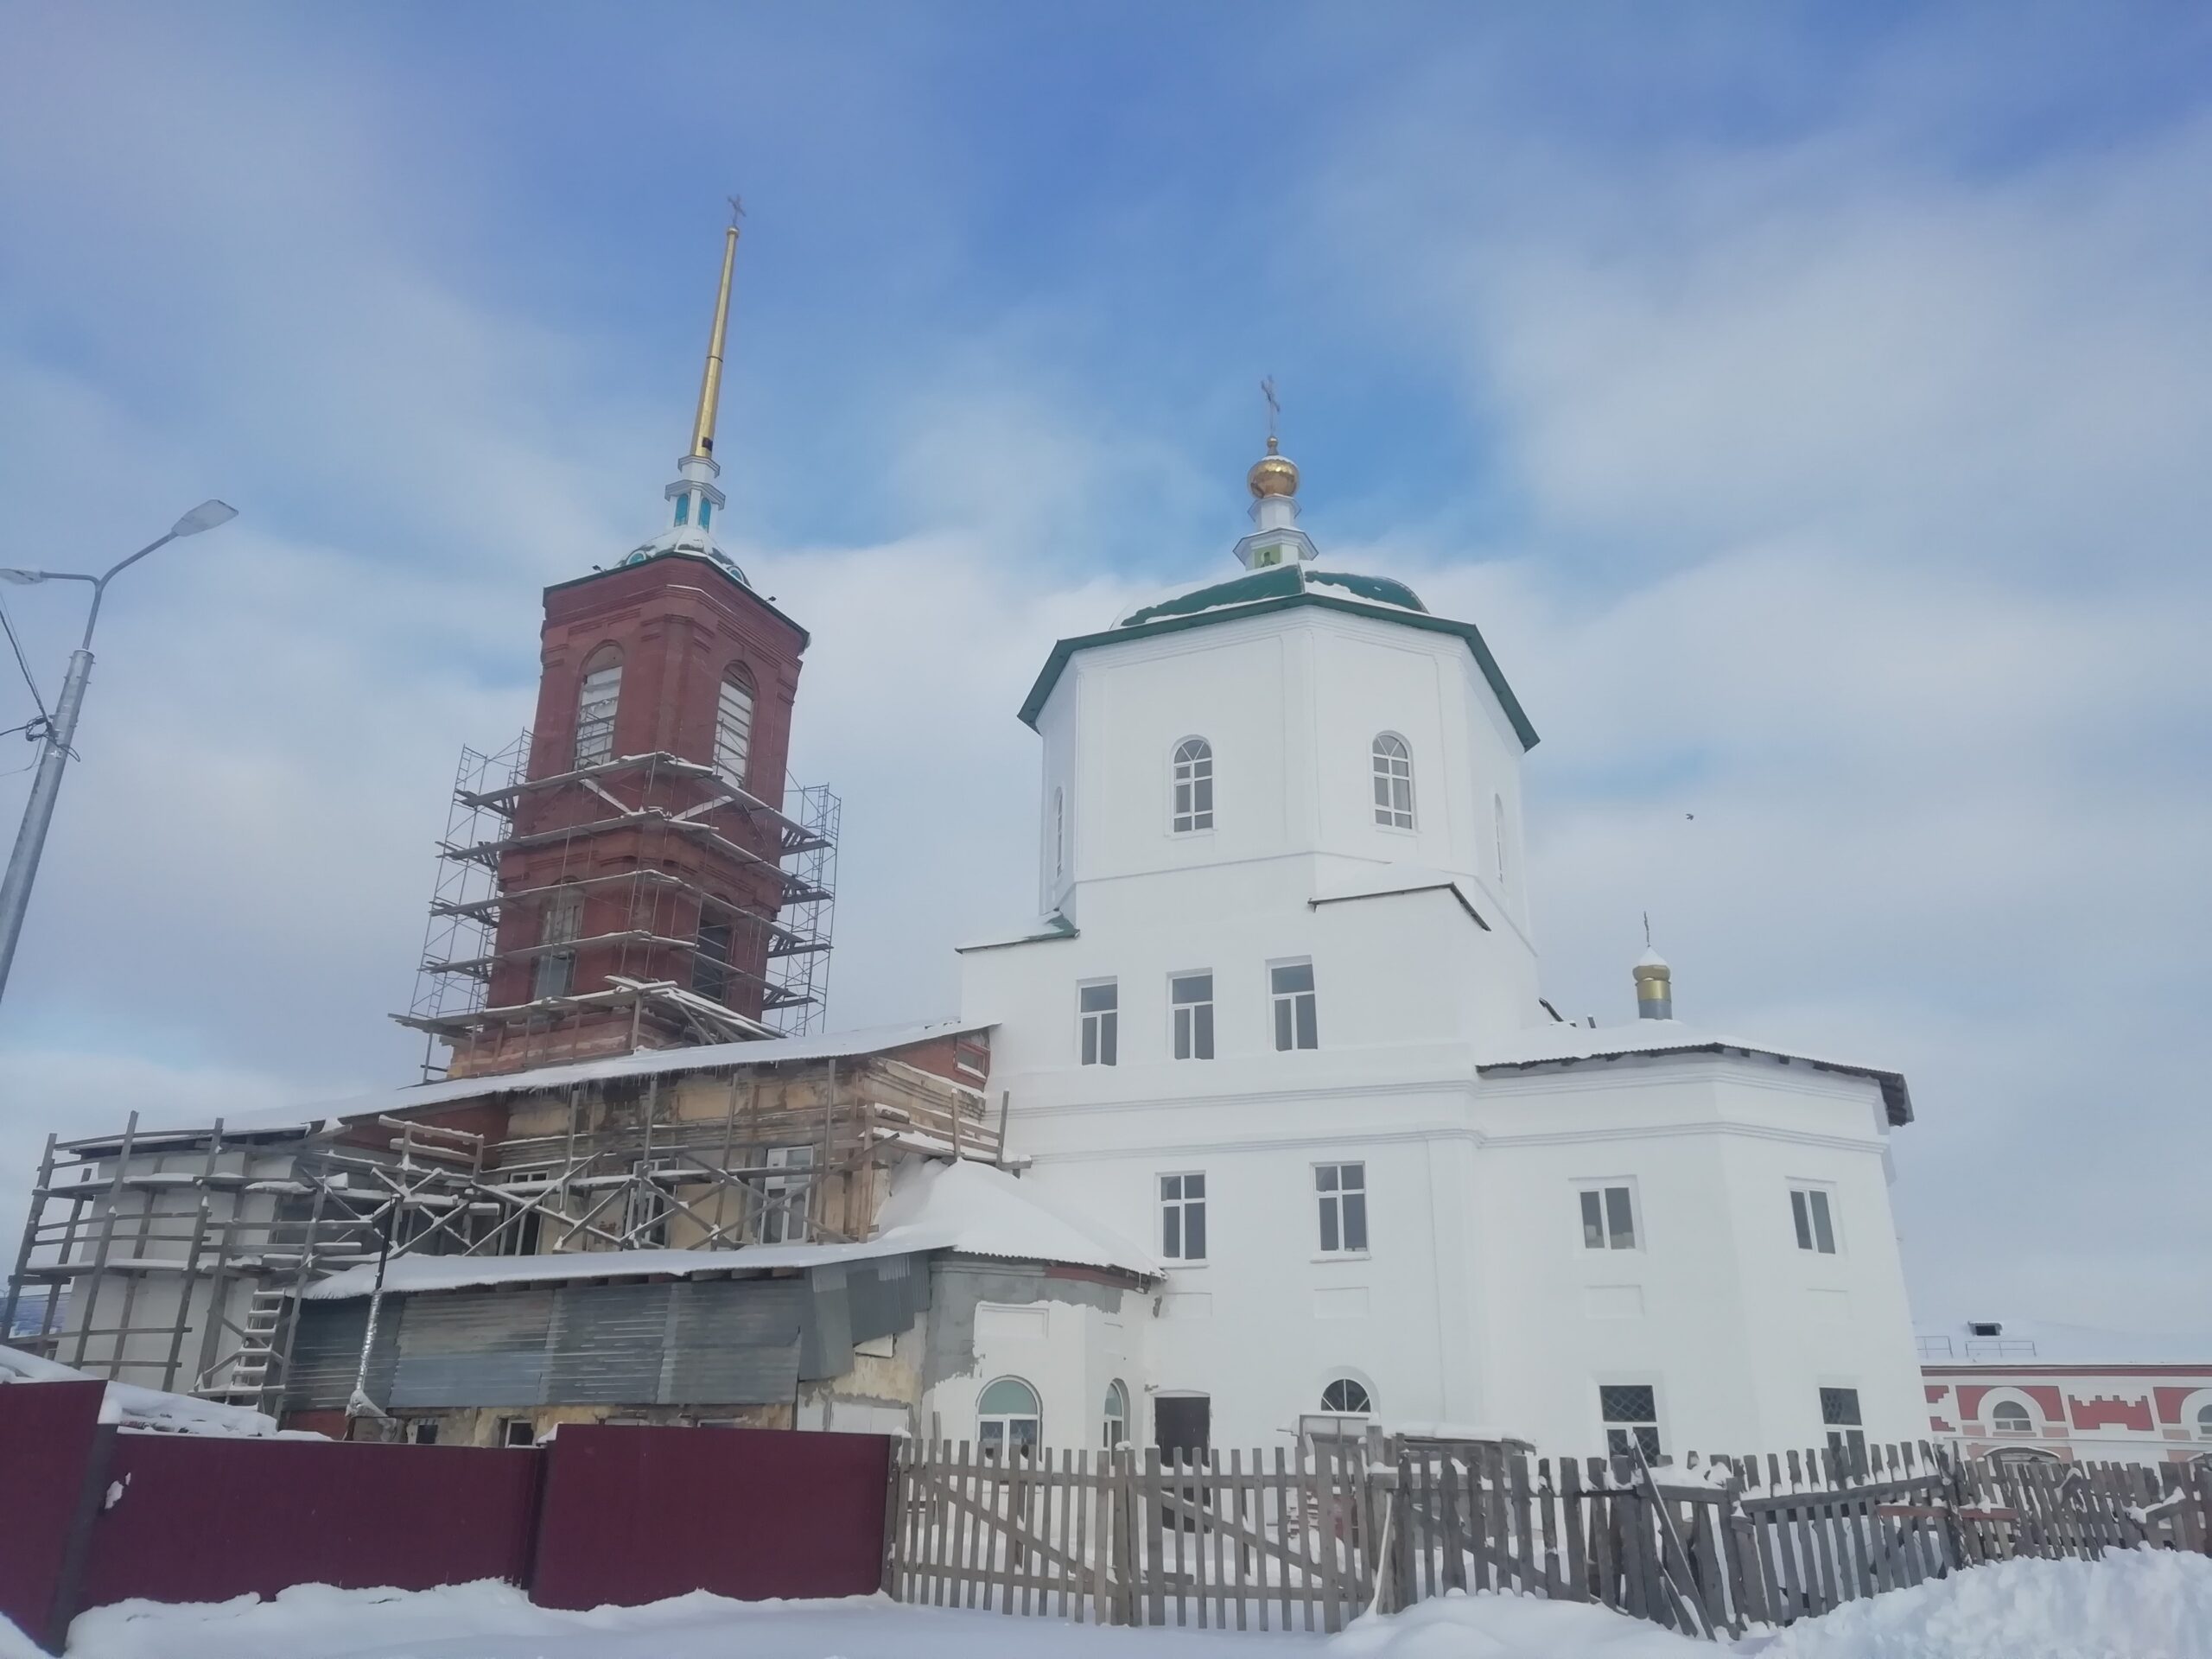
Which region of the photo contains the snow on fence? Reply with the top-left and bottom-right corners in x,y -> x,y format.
885,1435 -> 2212,1641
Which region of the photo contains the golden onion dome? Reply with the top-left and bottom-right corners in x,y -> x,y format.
1247,437 -> 1300,499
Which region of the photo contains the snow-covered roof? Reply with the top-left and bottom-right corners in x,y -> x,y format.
88,1019 -> 993,1146
1,1344 -> 315,1438
1477,1020 -> 1914,1126
1914,1315 -> 2212,1368
1022,563 -> 1538,749
956,912 -> 1079,953
303,1159 -> 1160,1301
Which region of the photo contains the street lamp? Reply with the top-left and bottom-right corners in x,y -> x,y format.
0,500 -> 238,1001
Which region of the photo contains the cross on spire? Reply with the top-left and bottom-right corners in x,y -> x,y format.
1261,375 -> 1281,452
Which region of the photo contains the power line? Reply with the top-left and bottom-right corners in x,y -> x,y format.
0,589 -> 48,723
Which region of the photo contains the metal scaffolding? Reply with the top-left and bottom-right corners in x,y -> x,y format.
397,733 -> 838,1081
0,1052 -> 993,1414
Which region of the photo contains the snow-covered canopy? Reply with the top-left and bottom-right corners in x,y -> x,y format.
303,1158 -> 1160,1302
79,1018 -> 994,1148
0,1344 -> 313,1438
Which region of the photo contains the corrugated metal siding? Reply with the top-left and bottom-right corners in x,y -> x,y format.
285,1255 -> 925,1414
390,1288 -> 554,1408
286,1302 -> 396,1412
546,1282 -> 674,1404
664,1280 -> 801,1405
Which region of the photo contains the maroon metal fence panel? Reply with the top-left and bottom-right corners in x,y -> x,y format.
0,1380 -> 108,1654
76,1437 -> 541,1611
531,1425 -> 893,1610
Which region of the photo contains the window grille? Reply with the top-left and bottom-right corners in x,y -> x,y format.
1371,734 -> 1414,829
1172,739 -> 1214,833
1580,1185 -> 1637,1250
574,658 -> 621,768
1315,1163 -> 1368,1254
1599,1385 -> 1661,1461
1160,1173 -> 1207,1261
713,673 -> 754,786
1271,961 -> 1318,1051
1171,973 -> 1214,1060
1079,981 -> 1118,1066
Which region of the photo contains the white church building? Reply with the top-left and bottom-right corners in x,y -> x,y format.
950,435 -> 1929,1465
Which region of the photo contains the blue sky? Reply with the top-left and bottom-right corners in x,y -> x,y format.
1,3 -> 2208,1334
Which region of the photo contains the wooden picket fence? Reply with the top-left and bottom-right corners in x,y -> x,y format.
885,1435 -> 2212,1640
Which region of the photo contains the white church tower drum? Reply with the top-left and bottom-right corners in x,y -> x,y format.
955,426 -> 1928,1466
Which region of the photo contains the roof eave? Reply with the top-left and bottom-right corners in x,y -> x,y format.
1019,592 -> 1539,750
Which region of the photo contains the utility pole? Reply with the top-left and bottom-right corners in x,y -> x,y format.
0,499 -> 237,1001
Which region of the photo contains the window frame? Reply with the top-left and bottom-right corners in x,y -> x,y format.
1158,1171 -> 1208,1264
1171,737 -> 1215,835
1269,958 -> 1319,1052
573,650 -> 623,769
712,668 -> 756,789
1599,1382 -> 1662,1464
534,886 -> 585,1001
691,910 -> 734,1004
1789,1184 -> 1840,1255
500,1417 -> 535,1448
1821,1385 -> 1867,1473
1314,1160 -> 1369,1257
1103,1379 -> 1130,1449
1370,733 -> 1415,831
1989,1399 -> 2035,1436
1169,970 -> 1215,1061
1078,978 -> 1120,1067
757,1145 -> 816,1245
977,1376 -> 1042,1462
1576,1180 -> 1641,1252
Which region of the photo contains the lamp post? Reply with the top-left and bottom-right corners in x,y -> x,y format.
0,500 -> 238,1002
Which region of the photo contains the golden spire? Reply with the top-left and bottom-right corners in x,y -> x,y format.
689,198 -> 742,459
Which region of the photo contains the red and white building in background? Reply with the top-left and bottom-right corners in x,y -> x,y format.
1919,1317 -> 2212,1467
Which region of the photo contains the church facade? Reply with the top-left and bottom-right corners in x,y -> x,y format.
951,438 -> 1929,1465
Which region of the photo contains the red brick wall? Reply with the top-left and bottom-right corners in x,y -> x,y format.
461,554 -> 809,1074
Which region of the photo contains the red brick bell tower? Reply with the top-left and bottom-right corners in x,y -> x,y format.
400,216 -> 837,1079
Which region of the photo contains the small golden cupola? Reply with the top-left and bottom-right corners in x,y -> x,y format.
1234,377 -> 1319,571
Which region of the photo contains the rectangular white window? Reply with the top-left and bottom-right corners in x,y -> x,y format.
713,677 -> 754,786
1171,972 -> 1214,1060
1791,1186 -> 1838,1254
1160,1173 -> 1207,1262
1270,961 -> 1318,1051
1579,1184 -> 1637,1250
1079,981 -> 1118,1066
574,663 -> 621,768
1600,1384 -> 1662,1462
533,887 -> 584,1000
1315,1163 -> 1367,1254
758,1146 -> 815,1244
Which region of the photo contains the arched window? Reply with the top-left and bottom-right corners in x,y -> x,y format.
1320,1377 -> 1372,1415
1172,739 -> 1213,833
574,650 -> 622,768
2196,1402 -> 2212,1440
1371,734 -> 1414,830
1492,793 -> 1507,886
1103,1380 -> 1129,1449
713,668 -> 754,788
1990,1400 -> 2033,1434
978,1376 -> 1041,1461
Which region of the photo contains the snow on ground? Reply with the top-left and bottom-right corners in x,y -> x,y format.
1746,1548 -> 2212,1659
23,1551 -> 2212,1659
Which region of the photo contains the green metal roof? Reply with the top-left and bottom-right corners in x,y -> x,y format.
1019,570 -> 1539,748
